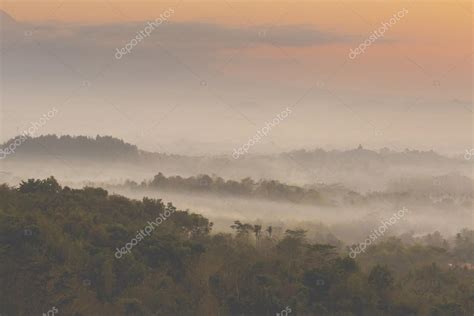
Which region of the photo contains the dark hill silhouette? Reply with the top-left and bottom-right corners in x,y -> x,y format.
1,135 -> 469,193
0,134 -> 462,164
0,135 -> 140,161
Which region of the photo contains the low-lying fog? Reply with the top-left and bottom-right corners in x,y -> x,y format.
105,187 -> 472,243
0,152 -> 472,192
1,140 -> 472,244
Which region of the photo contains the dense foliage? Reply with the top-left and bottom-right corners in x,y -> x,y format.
127,172 -> 325,205
119,172 -> 473,210
0,178 -> 473,315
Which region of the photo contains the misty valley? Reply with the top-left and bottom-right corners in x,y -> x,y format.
0,135 -> 472,315
1,2 -> 473,314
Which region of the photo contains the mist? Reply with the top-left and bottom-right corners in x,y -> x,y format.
1,2 -> 473,314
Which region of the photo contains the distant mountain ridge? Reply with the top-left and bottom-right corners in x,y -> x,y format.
0,134 -> 471,193
0,134 -> 463,162
0,135 -> 140,161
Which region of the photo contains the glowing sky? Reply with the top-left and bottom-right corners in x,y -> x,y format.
0,1 -> 472,154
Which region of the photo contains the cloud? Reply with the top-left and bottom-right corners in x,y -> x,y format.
1,12 -> 347,51
0,13 -> 349,83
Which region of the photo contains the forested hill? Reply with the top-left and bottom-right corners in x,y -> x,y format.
1,134 -> 465,164
0,177 -> 473,315
0,135 -> 140,161
114,172 -> 473,208
2,135 -> 469,192
282,146 -> 457,165
124,172 -> 326,205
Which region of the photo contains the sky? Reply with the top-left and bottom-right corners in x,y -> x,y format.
0,0 -> 472,155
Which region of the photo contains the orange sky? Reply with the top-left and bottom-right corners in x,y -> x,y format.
1,0 -> 471,98
0,1 -> 472,153
1,1 -> 471,54
1,0 -> 472,32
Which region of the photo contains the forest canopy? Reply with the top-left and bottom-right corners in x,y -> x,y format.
0,177 -> 473,315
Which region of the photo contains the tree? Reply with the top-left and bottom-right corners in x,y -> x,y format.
230,221 -> 253,238
266,226 -> 273,238
253,225 -> 262,245
368,264 -> 394,293
19,176 -> 61,194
